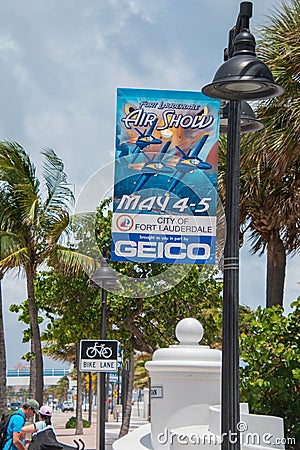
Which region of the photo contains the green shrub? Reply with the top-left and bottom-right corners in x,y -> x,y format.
240,297 -> 300,448
65,416 -> 91,428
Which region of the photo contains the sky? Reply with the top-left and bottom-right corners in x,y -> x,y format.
0,0 -> 299,368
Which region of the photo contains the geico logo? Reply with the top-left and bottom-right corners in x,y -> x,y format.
115,241 -> 210,260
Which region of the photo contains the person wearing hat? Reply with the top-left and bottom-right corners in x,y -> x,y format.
3,399 -> 39,450
21,406 -> 53,435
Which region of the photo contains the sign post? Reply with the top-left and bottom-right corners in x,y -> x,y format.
80,339 -> 119,450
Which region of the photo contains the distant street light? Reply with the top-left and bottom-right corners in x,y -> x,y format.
202,2 -> 283,449
91,255 -> 119,450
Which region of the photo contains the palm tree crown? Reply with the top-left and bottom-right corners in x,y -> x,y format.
0,141 -> 74,406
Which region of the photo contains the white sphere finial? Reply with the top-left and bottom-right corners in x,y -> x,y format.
175,318 -> 204,345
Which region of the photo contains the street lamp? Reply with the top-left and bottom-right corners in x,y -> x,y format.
202,2 -> 283,449
220,101 -> 264,134
91,256 -> 119,450
202,5 -> 284,101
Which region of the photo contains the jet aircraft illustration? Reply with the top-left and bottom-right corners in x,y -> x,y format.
166,133 -> 212,193
129,117 -> 162,162
118,117 -> 162,159
128,133 -> 212,194
129,141 -> 173,193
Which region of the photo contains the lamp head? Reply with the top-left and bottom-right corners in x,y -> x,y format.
202,29 -> 284,101
220,101 -> 264,134
91,257 -> 119,284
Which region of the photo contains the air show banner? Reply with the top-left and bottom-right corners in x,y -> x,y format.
111,88 -> 220,265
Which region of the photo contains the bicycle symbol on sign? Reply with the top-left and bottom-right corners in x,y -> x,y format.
86,342 -> 113,359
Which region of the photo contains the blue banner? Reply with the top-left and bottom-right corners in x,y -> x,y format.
111,88 -> 220,265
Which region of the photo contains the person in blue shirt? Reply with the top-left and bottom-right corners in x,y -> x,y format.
3,399 -> 39,450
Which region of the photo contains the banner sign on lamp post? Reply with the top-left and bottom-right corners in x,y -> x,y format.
111,88 -> 220,265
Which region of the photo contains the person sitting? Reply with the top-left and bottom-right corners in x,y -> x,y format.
21,406 -> 53,436
22,408 -> 61,450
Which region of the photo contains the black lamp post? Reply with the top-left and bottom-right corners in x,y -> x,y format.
202,3 -> 283,449
91,256 -> 118,450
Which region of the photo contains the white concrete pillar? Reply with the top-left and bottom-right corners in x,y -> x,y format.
145,318 -> 221,450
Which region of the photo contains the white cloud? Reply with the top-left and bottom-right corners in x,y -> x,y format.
0,35 -> 20,55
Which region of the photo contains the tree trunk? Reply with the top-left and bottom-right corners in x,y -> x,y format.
75,344 -> 83,435
26,267 -> 44,407
266,231 -> 286,308
118,352 -> 134,438
0,277 -> 7,413
29,341 -> 36,398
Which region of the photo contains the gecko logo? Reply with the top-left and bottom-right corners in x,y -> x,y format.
116,214 -> 134,231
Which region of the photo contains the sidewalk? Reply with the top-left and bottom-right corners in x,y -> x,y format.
54,412 -> 148,450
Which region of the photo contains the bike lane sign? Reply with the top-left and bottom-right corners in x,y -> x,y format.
80,340 -> 119,372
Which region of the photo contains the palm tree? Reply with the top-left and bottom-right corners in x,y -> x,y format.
0,277 -> 7,413
0,141 -> 74,407
240,0 -> 300,307
218,1 -> 300,308
239,149 -> 298,307
118,352 -> 135,438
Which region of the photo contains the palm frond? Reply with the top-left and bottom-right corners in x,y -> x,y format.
0,141 -> 39,191
0,190 -> 22,230
42,149 -> 74,213
0,247 -> 29,272
50,246 -> 97,277
41,208 -> 70,244
0,229 -> 26,251
0,142 -> 41,229
15,183 -> 40,226
0,230 -> 27,275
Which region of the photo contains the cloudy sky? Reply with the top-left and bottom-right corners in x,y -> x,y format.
0,0 -> 299,368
